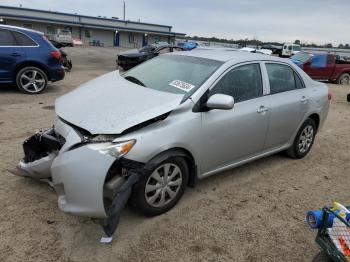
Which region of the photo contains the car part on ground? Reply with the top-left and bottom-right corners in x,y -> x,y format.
16,50 -> 330,239
116,44 -> 185,70
290,52 -> 350,85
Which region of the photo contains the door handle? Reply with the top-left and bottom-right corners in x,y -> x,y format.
300,96 -> 309,103
257,106 -> 269,114
10,52 -> 21,57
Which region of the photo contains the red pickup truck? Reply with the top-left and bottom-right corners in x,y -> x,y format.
290,52 -> 350,85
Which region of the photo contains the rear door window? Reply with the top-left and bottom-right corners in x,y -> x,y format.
12,31 -> 37,46
0,29 -> 16,46
210,63 -> 263,103
266,63 -> 303,94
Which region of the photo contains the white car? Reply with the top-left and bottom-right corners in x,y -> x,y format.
240,47 -> 272,55
282,43 -> 301,57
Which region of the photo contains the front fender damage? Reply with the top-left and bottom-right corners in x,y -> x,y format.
98,158 -> 152,238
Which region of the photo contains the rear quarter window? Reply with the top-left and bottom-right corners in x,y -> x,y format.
12,31 -> 37,46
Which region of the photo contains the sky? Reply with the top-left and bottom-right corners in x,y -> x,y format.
1,0 -> 349,45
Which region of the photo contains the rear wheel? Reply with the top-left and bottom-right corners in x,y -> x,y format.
16,66 -> 48,94
338,73 -> 350,85
131,157 -> 189,216
286,118 -> 316,159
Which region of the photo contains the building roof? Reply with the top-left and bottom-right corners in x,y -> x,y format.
0,5 -> 186,36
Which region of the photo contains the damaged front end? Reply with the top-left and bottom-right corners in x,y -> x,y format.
15,117 -> 155,239
17,128 -> 64,179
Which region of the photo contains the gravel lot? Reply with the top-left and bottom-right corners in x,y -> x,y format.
0,47 -> 349,262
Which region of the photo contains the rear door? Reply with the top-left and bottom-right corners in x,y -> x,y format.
263,62 -> 310,150
0,29 -> 25,82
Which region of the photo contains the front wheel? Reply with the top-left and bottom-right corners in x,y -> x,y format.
131,157 -> 189,216
286,118 -> 316,159
338,73 -> 350,85
16,67 -> 48,94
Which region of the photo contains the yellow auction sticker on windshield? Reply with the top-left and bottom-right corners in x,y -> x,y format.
169,80 -> 195,92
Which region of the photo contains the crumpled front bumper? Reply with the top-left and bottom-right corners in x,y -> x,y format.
16,118 -> 116,218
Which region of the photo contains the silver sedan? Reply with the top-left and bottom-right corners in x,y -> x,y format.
16,50 -> 330,236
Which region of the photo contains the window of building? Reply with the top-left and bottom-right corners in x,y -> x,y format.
47,26 -> 55,35
12,31 -> 37,46
128,33 -> 134,43
84,30 -> 91,38
0,29 -> 16,46
210,63 -> 263,103
266,63 -> 302,94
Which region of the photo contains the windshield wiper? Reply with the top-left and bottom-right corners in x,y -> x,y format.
124,76 -> 146,87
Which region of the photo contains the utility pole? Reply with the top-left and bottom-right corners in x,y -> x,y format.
123,1 -> 126,20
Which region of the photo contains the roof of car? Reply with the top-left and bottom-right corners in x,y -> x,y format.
173,49 -> 288,63
0,24 -> 43,35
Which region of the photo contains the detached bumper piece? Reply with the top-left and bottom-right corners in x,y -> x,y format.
99,159 -> 150,238
17,128 -> 64,179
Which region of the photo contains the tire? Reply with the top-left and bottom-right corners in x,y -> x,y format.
131,157 -> 189,217
312,251 -> 332,262
16,66 -> 48,94
286,118 -> 317,159
337,73 -> 350,85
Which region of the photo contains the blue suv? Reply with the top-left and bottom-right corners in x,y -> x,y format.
0,25 -> 65,94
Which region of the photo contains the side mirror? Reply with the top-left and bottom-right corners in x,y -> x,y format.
206,94 -> 234,110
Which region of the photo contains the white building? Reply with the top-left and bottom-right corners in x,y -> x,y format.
0,5 -> 185,48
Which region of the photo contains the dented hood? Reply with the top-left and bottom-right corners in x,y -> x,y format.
55,71 -> 183,134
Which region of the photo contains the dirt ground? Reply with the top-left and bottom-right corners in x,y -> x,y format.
0,47 -> 349,262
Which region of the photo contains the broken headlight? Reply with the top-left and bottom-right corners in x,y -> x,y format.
87,139 -> 136,158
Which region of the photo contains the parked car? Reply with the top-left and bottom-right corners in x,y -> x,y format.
0,25 -> 65,94
117,44 -> 184,70
16,50 -> 330,237
291,52 -> 350,85
282,43 -> 301,57
177,41 -> 198,50
261,44 -> 283,56
240,47 -> 273,55
49,29 -> 73,47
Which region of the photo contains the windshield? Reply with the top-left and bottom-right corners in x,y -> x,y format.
122,55 -> 223,100
139,45 -> 155,53
293,45 -> 301,51
291,52 -> 311,62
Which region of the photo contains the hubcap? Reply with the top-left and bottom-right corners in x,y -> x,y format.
341,76 -> 350,85
20,70 -> 46,93
145,163 -> 182,208
298,125 -> 314,153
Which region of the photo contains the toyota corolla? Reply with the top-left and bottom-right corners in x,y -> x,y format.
16,50 -> 330,237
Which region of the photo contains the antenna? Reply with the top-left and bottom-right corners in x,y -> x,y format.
123,1 -> 126,20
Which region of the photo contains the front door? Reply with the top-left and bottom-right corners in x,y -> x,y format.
199,63 -> 270,174
0,29 -> 25,82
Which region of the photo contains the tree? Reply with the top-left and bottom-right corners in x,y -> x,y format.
345,44 -> 350,49
338,44 -> 344,48
294,40 -> 301,45
325,43 -> 333,48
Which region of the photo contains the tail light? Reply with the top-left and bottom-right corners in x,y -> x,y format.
50,50 -> 61,60
328,89 -> 333,100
